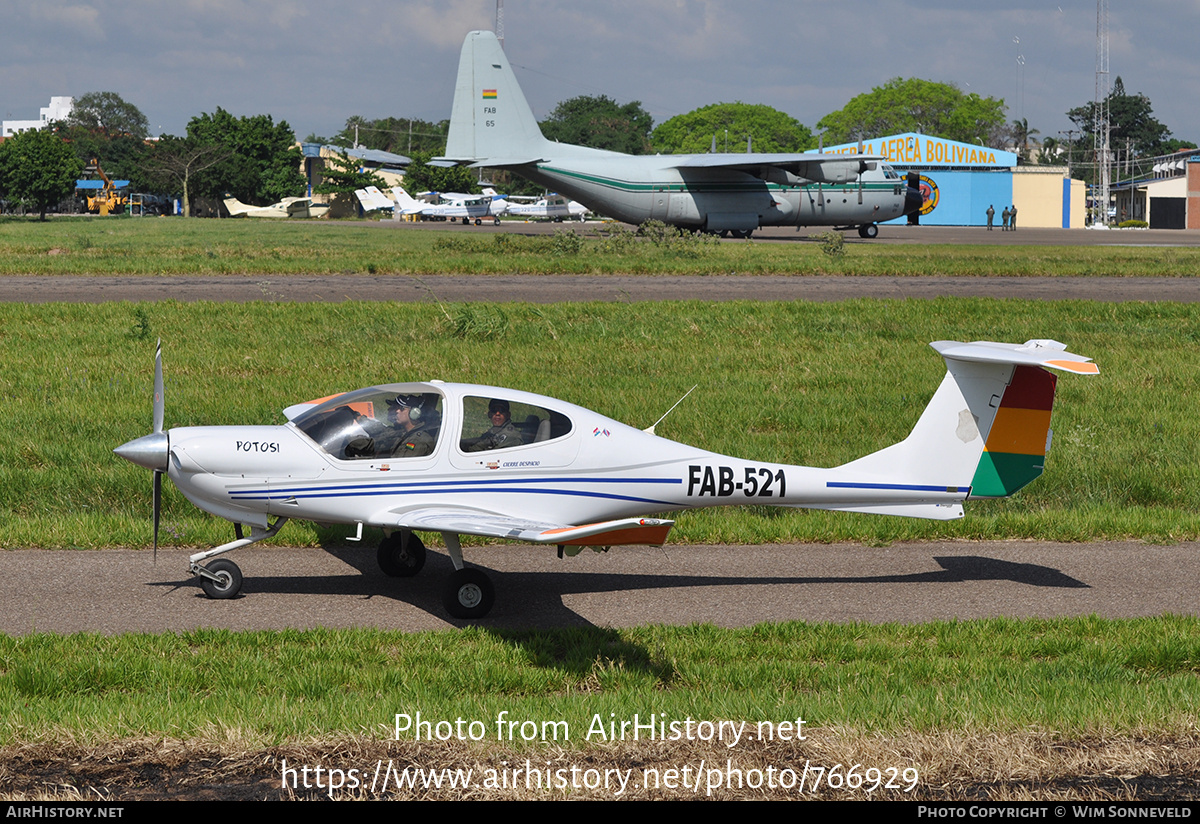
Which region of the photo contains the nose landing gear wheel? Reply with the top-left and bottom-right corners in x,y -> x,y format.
858,223 -> 879,238
200,558 -> 242,599
377,532 -> 427,577
443,568 -> 495,619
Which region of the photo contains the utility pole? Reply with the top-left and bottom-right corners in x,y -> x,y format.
1059,129 -> 1079,177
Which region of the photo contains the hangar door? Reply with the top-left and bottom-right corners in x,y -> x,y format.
1150,198 -> 1185,229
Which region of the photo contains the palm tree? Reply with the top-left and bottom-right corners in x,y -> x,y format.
1010,118 -> 1040,163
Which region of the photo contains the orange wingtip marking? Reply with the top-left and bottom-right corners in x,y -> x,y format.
558,525 -> 673,547
1046,360 -> 1099,374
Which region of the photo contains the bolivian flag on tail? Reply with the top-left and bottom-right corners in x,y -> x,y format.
482,89 -> 498,99
970,365 -> 1057,497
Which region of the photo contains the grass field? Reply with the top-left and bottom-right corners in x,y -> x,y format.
2,215 -> 1198,276
4,617 -> 1199,743
3,228 -> 1198,799
2,298 -> 1197,549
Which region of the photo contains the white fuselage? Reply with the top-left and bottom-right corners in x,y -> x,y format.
163,382 -> 966,534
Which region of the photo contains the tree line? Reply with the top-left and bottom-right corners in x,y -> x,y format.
1,79 -> 1191,219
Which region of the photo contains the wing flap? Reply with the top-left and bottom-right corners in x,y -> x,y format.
377,507 -> 674,546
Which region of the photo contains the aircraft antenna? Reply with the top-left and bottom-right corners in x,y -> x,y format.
643,385 -> 698,435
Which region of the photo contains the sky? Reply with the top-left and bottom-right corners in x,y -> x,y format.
2,1 -> 1197,151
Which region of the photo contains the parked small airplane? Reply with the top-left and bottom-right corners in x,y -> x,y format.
392,185 -> 506,225
354,186 -> 395,213
223,195 -> 328,219
433,30 -> 921,238
507,193 -> 589,222
115,339 -> 1095,619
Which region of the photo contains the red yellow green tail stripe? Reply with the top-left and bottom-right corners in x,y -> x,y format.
970,365 -> 1058,498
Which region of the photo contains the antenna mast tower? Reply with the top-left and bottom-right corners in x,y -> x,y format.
1092,0 -> 1110,227
496,0 -> 504,51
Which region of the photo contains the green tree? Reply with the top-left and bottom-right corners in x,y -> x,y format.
400,151 -> 479,196
817,78 -> 1006,145
652,102 -> 814,154
60,127 -> 150,188
141,136 -> 231,217
65,91 -> 150,138
331,116 -> 448,156
540,95 -> 654,154
0,127 -> 84,220
1009,117 -> 1040,163
185,107 -> 306,204
313,150 -> 387,204
1067,77 -> 1173,159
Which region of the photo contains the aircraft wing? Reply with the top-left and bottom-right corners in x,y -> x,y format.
431,156 -> 550,169
667,152 -> 883,185
377,506 -> 674,546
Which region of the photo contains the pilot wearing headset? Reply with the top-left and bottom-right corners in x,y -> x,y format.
386,394 -> 436,457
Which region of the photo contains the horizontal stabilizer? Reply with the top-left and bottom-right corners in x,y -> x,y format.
931,339 -> 1098,374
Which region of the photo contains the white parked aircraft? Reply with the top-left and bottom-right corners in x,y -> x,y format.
114,339 -> 1096,620
392,185 -> 506,225
223,195 -> 328,219
507,194 -> 589,222
433,31 -> 921,238
354,186 -> 395,213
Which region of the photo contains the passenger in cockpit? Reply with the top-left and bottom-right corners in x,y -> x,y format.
462,398 -> 523,452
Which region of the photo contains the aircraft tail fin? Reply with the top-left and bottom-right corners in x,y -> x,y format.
222,196 -> 253,216
441,30 -> 549,164
390,186 -> 426,213
838,339 -> 1097,500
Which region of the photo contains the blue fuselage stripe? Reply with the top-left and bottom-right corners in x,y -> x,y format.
826,481 -> 959,493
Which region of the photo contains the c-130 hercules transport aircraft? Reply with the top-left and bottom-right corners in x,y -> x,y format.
432,30 -> 923,238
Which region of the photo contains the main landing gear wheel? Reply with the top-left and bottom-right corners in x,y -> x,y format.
377,532 -> 427,577
493,216 -> 500,225
443,568 -> 495,619
858,223 -> 879,239
200,558 -> 242,600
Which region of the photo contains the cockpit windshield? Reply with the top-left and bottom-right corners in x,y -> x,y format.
292,387 -> 444,460
881,163 -> 901,180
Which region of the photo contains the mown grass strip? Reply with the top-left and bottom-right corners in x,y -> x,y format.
2,299 -> 1196,548
1,216 -> 1196,276
2,617 -> 1199,745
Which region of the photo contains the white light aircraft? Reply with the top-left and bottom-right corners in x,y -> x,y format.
507,194 -> 589,222
432,31 -> 921,239
114,339 -> 1096,619
223,195 -> 329,219
354,186 -> 395,213
392,185 -> 506,225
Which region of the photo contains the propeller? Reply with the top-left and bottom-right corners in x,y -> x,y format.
857,137 -> 864,205
152,340 -> 164,564
113,339 -> 170,565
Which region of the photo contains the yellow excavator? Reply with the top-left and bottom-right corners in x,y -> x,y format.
81,158 -> 127,215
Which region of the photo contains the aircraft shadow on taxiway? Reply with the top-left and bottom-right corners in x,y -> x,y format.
145,547 -> 1088,630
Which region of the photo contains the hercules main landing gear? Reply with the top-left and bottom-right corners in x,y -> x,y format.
857,223 -> 879,239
